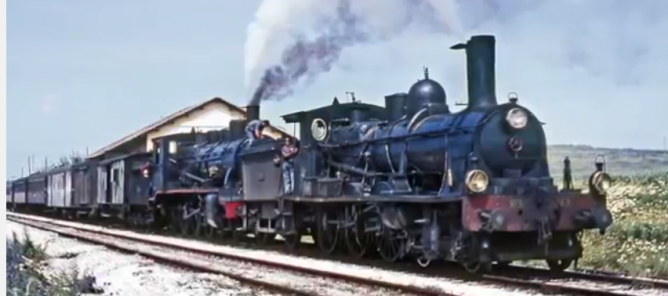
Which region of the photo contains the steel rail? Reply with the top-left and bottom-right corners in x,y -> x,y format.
7,213 -> 450,296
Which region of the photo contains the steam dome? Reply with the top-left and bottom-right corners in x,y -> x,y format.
406,68 -> 447,116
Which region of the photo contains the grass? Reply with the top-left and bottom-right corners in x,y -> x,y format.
578,172 -> 668,277
6,228 -> 97,296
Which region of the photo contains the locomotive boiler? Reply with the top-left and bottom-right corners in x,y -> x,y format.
319,35 -> 550,197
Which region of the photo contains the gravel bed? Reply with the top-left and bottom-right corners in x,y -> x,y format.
6,220 -> 278,296
11,214 -> 571,296
26,220 -> 412,296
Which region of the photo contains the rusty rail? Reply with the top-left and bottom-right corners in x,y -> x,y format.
7,213 -> 450,296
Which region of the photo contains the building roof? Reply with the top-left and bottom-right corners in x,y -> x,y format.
87,97 -> 290,159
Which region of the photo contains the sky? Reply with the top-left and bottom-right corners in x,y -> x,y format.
7,0 -> 668,178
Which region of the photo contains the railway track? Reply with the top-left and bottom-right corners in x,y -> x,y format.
7,213 -> 446,296
8,212 -> 668,296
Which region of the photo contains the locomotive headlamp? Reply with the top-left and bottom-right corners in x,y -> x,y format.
142,168 -> 150,178
590,171 -> 612,194
208,166 -> 219,176
311,118 -> 329,141
465,169 -> 490,193
506,108 -> 528,129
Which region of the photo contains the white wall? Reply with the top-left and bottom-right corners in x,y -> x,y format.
146,104 -> 242,151
144,102 -> 288,151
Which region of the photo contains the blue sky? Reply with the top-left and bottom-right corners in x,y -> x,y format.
7,0 -> 668,178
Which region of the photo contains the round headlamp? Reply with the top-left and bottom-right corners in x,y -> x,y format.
591,171 -> 612,194
506,108 -> 528,129
208,166 -> 220,176
465,169 -> 490,193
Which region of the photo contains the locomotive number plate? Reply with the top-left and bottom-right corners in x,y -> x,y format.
558,199 -> 571,207
510,199 -> 524,208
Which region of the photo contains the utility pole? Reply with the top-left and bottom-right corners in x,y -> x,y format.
664,136 -> 667,152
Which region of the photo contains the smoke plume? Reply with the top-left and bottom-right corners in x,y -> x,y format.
244,0 -> 447,105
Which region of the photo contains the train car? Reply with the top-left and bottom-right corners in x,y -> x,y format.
6,181 -> 13,210
71,160 -> 99,213
46,166 -> 73,210
12,177 -> 28,208
26,172 -> 48,211
93,152 -> 152,220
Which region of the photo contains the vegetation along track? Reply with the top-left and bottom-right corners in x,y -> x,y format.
8,212 -> 668,296
7,213 -> 446,296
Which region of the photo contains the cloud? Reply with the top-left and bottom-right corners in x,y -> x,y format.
40,95 -> 58,114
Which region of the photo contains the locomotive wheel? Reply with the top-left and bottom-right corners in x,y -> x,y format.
462,261 -> 493,274
176,205 -> 196,236
231,220 -> 245,242
344,205 -> 374,258
546,259 -> 573,272
218,218 -> 231,240
191,212 -> 204,237
179,215 -> 193,236
255,232 -> 276,245
315,208 -> 341,255
283,232 -> 301,252
279,213 -> 302,252
169,207 -> 182,233
376,227 -> 407,263
204,225 -> 216,239
494,261 -> 512,269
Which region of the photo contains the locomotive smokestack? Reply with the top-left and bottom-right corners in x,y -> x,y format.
451,35 -> 497,109
246,104 -> 260,122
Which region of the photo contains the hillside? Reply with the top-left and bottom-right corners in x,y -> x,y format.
547,144 -> 668,182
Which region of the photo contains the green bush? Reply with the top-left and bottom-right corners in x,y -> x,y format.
6,228 -> 98,296
579,172 -> 668,277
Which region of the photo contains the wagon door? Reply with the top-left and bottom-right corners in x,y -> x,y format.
110,160 -> 125,204
87,168 -> 98,206
64,171 -> 73,207
73,170 -> 87,206
48,173 -> 65,208
97,166 -> 107,204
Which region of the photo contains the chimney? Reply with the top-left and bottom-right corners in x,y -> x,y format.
450,35 -> 498,109
246,105 -> 260,122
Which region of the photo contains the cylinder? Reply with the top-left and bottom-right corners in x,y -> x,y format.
452,35 -> 498,109
384,93 -> 408,122
246,105 -> 260,122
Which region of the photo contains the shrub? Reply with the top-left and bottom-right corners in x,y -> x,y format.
6,228 -> 99,296
579,172 -> 668,277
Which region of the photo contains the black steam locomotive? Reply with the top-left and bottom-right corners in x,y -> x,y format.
145,34 -> 613,272
7,34 -> 614,273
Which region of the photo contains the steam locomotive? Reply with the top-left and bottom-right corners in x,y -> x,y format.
6,34 -> 614,273
146,34 -> 613,272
